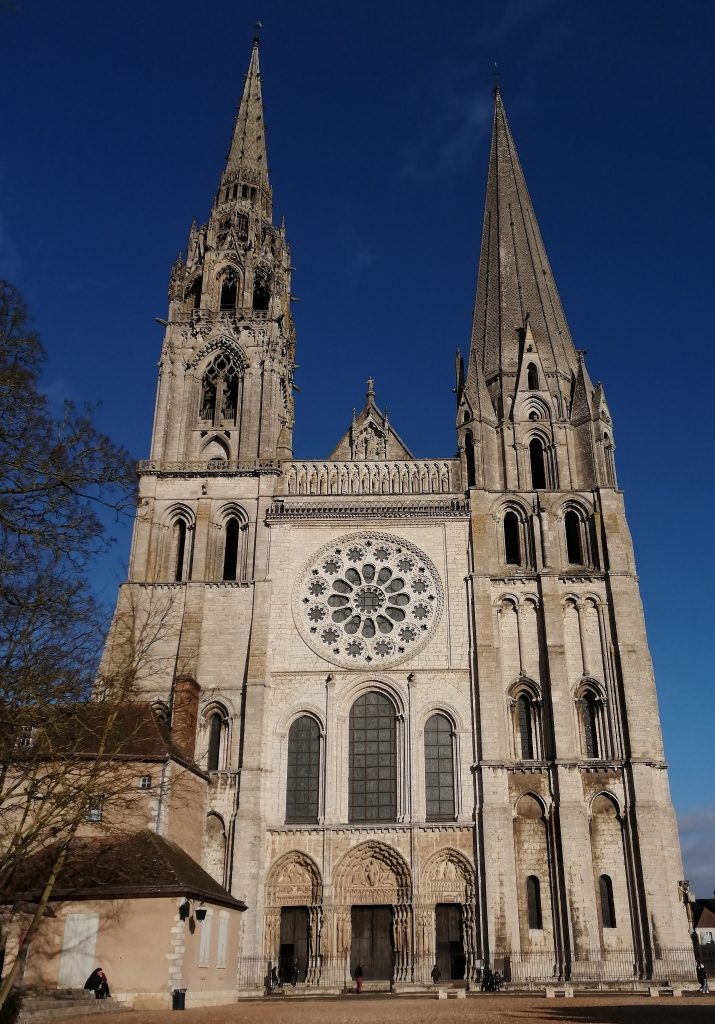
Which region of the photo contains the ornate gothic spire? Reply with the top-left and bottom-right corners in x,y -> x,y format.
223,37 -> 269,192
469,87 -> 578,394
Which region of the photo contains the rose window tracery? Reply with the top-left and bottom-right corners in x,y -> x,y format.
293,532 -> 443,667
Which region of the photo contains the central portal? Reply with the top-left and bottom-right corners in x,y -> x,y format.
351,905 -> 394,981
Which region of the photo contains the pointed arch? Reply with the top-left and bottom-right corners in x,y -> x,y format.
424,712 -> 457,821
165,505 -> 194,582
526,363 -> 539,390
200,701 -> 231,772
198,347 -> 244,427
215,503 -> 249,582
285,714 -> 321,824
508,678 -> 544,761
529,436 -> 547,489
497,499 -> 534,568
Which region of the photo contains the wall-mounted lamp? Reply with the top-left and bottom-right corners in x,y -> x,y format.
195,905 -> 207,922
178,900 -> 190,921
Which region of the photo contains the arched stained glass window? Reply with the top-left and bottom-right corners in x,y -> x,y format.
527,875 -> 543,929
424,713 -> 455,821
349,692 -> 396,823
285,716 -> 320,824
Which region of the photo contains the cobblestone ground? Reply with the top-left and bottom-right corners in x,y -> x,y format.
84,993 -> 714,1024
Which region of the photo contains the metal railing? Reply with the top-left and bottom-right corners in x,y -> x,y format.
236,946 -> 697,993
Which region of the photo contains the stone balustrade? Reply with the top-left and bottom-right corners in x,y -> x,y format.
282,460 -> 459,497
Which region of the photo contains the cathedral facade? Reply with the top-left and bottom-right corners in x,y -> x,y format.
104,39 -> 692,989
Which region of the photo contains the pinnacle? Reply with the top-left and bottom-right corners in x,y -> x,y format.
223,38 -> 269,187
469,87 -> 579,388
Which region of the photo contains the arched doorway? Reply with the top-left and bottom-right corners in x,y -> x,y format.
333,841 -> 412,983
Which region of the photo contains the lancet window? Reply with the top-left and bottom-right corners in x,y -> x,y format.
199,350 -> 242,427
424,713 -> 456,821
168,512 -> 193,582
510,684 -> 543,761
599,874 -> 616,928
582,692 -> 600,758
349,692 -> 397,823
527,363 -> 539,390
285,715 -> 321,824
205,707 -> 229,772
219,273 -> 238,310
252,270 -> 271,311
527,876 -> 543,929
529,437 -> 547,489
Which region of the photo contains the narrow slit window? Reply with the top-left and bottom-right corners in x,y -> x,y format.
599,874 -> 616,928
529,438 -> 547,489
174,520 -> 187,582
504,511 -> 521,565
527,363 -> 539,390
207,712 -> 223,771
518,695 -> 534,759
527,875 -> 542,929
565,510 -> 583,564
465,431 -> 476,488
223,518 -> 240,581
582,694 -> 599,758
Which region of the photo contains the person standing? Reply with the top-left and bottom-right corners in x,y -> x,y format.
355,963 -> 363,993
431,963 -> 441,985
697,962 -> 709,994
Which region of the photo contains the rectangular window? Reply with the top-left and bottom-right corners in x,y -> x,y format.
16,725 -> 35,748
86,796 -> 104,823
139,775 -> 152,790
198,909 -> 213,967
216,912 -> 229,969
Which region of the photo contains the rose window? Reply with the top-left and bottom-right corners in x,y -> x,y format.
293,532 -> 443,667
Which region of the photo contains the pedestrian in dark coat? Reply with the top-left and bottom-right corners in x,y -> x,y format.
355,963 -> 364,993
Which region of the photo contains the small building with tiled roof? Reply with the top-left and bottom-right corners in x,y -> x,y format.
2,831 -> 246,1007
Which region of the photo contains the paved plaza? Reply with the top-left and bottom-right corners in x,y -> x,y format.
82,994 -> 713,1024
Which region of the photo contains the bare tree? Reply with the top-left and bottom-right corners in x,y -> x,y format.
0,281 -> 157,1006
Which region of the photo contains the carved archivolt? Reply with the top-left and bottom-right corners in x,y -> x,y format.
265,850 -> 322,908
333,840 -> 411,906
422,848 -> 475,902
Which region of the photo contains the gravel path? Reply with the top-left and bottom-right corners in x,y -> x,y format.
82,993 -> 714,1024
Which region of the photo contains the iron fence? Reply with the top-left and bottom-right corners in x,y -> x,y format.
490,946 -> 697,984
236,946 -> 697,993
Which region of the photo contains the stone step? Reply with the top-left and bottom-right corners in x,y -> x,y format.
19,999 -> 127,1023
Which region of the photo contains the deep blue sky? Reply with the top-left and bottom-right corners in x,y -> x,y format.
2,1 -> 714,892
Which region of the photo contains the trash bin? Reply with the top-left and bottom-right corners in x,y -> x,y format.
172,989 -> 186,1010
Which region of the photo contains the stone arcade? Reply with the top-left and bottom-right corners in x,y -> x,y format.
101,38 -> 693,994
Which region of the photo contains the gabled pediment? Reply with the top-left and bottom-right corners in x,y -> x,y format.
328,379 -> 414,461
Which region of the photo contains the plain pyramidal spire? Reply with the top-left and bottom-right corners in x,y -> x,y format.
469,85 -> 579,389
224,36 -> 269,187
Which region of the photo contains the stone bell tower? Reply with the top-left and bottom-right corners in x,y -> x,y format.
150,36 -> 296,469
